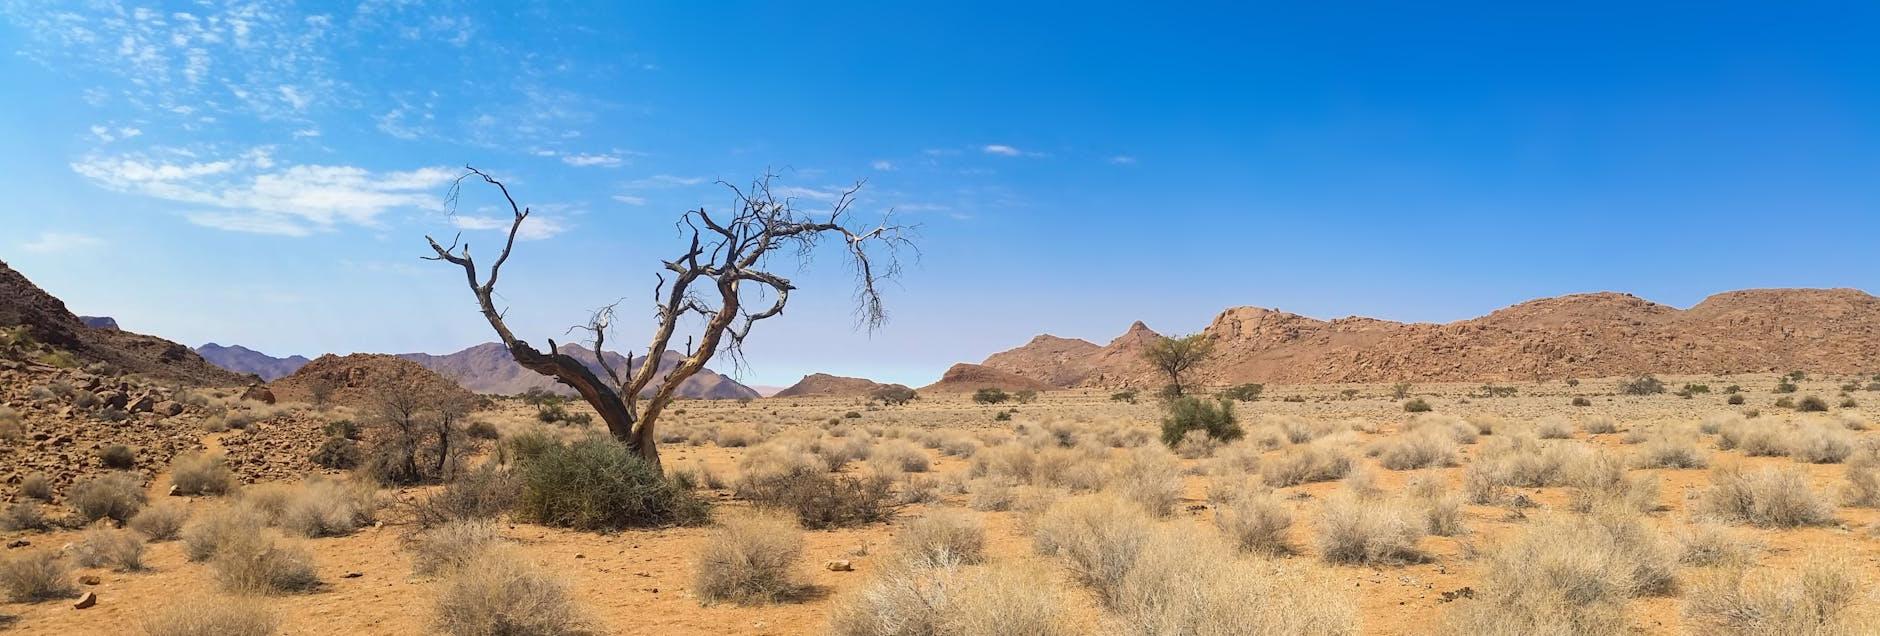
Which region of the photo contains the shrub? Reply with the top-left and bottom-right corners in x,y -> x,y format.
1774,379 -> 1798,393
746,470 -> 894,530
73,526 -> 145,571
1316,495 -> 1424,565
1261,442 -> 1354,487
1109,447 -> 1183,517
867,439 -> 930,473
1219,383 -> 1264,402
171,452 -> 237,496
129,501 -> 190,540
182,506 -> 267,562
513,438 -> 709,531
1795,395 -> 1829,412
97,443 -> 136,469
464,420 -> 500,440
1792,424 -> 1854,464
311,437 -> 362,469
828,556 -> 1072,636
1402,398 -> 1432,413
211,532 -> 320,594
1727,394 -> 1746,405
1012,389 -> 1039,404
1407,476 -> 1466,537
1571,397 -> 1592,407
1842,454 -> 1880,507
972,388 -> 1010,404
1450,511 -> 1675,633
1373,430 -> 1459,470
69,470 -> 146,522
1109,390 -> 1138,404
1634,434 -> 1708,469
1774,396 -> 1795,409
322,419 -> 362,440
1,502 -> 49,532
279,478 -> 378,538
992,410 -> 1012,422
411,519 -> 503,576
411,463 -> 520,528
1676,523 -> 1761,567
895,509 -> 986,565
139,597 -> 279,636
1034,495 -> 1157,605
871,385 -> 919,406
1697,466 -> 1834,527
1535,416 -> 1574,439
19,471 -> 52,501
1581,416 -> 1619,434
1158,396 -> 1242,447
1619,375 -> 1666,395
1107,529 -> 1356,635
1213,491 -> 1293,555
694,512 -> 804,605
435,548 -> 591,636
1684,559 -> 1866,635
0,549 -> 74,602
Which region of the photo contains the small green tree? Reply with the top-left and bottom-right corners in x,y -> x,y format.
1159,397 -> 1242,447
1390,382 -> 1413,399
1618,375 -> 1666,396
1219,383 -> 1264,402
972,388 -> 1010,405
1013,389 -> 1039,404
870,385 -> 918,406
1109,389 -> 1139,404
1143,333 -> 1214,398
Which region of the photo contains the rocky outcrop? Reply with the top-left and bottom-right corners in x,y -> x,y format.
919,363 -> 1055,393
0,259 -> 246,387
196,343 -> 313,381
774,373 -> 907,398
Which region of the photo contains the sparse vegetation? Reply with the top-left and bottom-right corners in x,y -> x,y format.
513,437 -> 709,531
695,512 -> 804,605
1619,375 -> 1666,395
69,470 -> 146,523
0,549 -> 74,602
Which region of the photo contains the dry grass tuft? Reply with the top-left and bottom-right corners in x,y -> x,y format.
828,555 -> 1073,636
410,520 -> 503,576
1696,466 -> 1834,528
73,525 -> 146,571
69,470 -> 146,522
139,596 -> 280,636
0,549 -> 73,602
1316,494 -> 1425,565
170,452 -> 238,496
210,532 -> 320,594
1108,447 -> 1183,517
1684,558 -> 1871,635
1212,490 -> 1295,555
278,478 -> 378,538
1261,442 -> 1354,487
1108,530 -> 1357,635
182,505 -> 267,562
894,509 -> 986,565
1033,494 -> 1156,604
693,512 -> 804,605
129,501 -> 191,541
434,547 -> 592,636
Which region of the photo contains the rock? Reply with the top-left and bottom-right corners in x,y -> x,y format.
168,485 -> 181,497
152,400 -> 183,417
79,575 -> 101,585
6,539 -> 29,549
73,591 -> 96,609
97,391 -> 128,410
342,571 -> 363,579
825,560 -> 854,572
125,394 -> 155,413
241,384 -> 275,404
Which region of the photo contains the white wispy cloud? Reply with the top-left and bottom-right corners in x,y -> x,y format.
1109,155 -> 1138,165
561,152 -> 624,168
450,214 -> 567,240
611,194 -> 647,206
623,174 -> 706,189
982,144 -> 1022,156
870,160 -> 895,171
70,149 -> 455,236
20,231 -> 104,253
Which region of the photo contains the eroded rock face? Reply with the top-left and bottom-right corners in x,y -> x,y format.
976,288 -> 1880,387
775,373 -> 910,398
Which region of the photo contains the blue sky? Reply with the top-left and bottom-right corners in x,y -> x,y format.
2,2 -> 1877,387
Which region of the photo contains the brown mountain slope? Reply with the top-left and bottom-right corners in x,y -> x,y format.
268,353 -> 481,409
0,259 -> 245,386
774,373 -> 908,398
920,363 -> 1054,393
396,343 -> 759,400
978,288 -> 1880,387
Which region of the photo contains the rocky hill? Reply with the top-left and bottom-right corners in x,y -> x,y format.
0,259 -> 245,386
267,353 -> 482,409
397,342 -> 760,400
978,288 -> 1880,387
920,363 -> 1055,393
196,343 -> 313,381
774,373 -> 908,398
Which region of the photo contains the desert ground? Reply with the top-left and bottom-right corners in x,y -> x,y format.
4,372 -> 1880,635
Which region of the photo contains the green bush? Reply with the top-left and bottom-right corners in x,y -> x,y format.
1013,389 -> 1039,404
972,388 -> 1010,405
1571,397 -> 1592,407
322,419 -> 361,440
1158,397 -> 1243,447
870,385 -> 918,406
512,438 -> 708,531
1796,396 -> 1829,412
993,410 -> 1012,422
1219,383 -> 1264,402
1618,375 -> 1666,395
311,437 -> 361,469
1403,398 -> 1432,413
1774,380 -> 1798,394
742,469 -> 894,529
1727,394 -> 1746,405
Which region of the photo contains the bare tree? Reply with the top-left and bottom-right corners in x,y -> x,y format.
1144,333 -> 1214,397
425,167 -> 913,468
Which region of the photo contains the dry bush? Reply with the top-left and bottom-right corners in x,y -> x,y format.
1032,494 -> 1155,604
69,470 -> 146,523
1843,453 -> 1880,507
814,435 -> 870,471
514,438 -> 709,531
1565,451 -> 1661,513
1316,494 -> 1425,565
1835,412 -> 1870,431
139,596 -> 279,636
410,519 -> 503,576
1734,425 -> 1792,457
1,502 -> 49,532
126,500 -> 188,540
411,462 -> 520,528
1213,490 -> 1294,555
1371,429 -> 1460,470
1406,413 -> 1479,444
1172,428 -> 1219,459
1696,466 -> 1834,527
1407,474 -> 1466,536
1684,558 -> 1870,635
895,509 -> 986,565
745,469 -> 894,529
1792,422 -> 1855,464
828,555 -> 1072,636
278,478 -> 378,538
1108,447 -> 1183,517
1677,522 -> 1761,567
181,505 -> 267,562
867,439 -> 931,473
1634,433 -> 1709,469
1535,416 -> 1574,439
1036,446 -> 1111,491
211,532 -> 320,594
1107,530 -> 1356,635
1449,510 -> 1675,634
19,472 -> 52,501
1702,412 -> 1744,435
0,549 -> 73,602
1462,460 -> 1510,505
1580,415 -> 1619,434
170,452 -> 237,496
734,444 -> 823,493
73,525 -> 145,571
969,443 -> 1037,484
715,424 -> 759,447
435,547 -> 592,636
967,479 -> 1015,512
694,512 -> 804,605
1267,414 -> 1339,444
1260,442 -> 1354,487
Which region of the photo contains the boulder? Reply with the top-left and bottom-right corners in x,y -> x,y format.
125,394 -> 155,413
153,400 -> 183,417
241,384 -> 276,404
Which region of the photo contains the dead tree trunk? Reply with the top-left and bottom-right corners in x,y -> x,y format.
426,167 -> 912,468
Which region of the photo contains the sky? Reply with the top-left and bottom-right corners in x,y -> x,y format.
2,2 -> 1877,388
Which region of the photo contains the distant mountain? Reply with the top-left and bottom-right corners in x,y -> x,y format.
78,316 -> 118,330
774,373 -> 907,398
747,385 -> 789,398
919,363 -> 1054,393
195,343 -> 313,381
976,288 -> 1880,387
396,342 -> 760,400
0,259 -> 245,386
